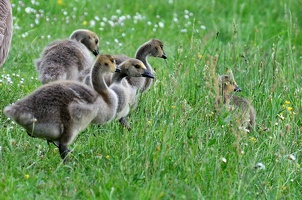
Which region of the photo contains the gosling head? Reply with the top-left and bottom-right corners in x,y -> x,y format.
70,29 -> 100,56
219,75 -> 241,94
94,54 -> 118,73
120,59 -> 154,78
148,39 -> 167,59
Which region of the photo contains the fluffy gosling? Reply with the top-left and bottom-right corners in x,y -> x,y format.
215,69 -> 256,131
35,29 -> 99,84
110,58 -> 154,129
114,38 -> 167,93
4,55 -> 118,161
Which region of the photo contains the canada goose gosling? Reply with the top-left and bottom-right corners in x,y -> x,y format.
215,69 -> 256,131
110,58 -> 154,129
114,38 -> 167,93
35,29 -> 100,84
4,54 -> 118,161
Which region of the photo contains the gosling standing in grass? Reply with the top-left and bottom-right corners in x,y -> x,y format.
35,29 -> 100,84
215,69 -> 256,131
110,58 -> 154,129
4,55 -> 118,161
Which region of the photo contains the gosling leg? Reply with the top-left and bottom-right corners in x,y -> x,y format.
119,117 -> 131,131
59,143 -> 70,162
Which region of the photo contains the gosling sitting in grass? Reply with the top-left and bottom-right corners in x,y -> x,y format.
215,69 -> 256,131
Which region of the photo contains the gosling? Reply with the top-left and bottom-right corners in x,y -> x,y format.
4,54 -> 118,161
0,0 -> 13,68
35,29 -> 100,84
114,38 -> 167,93
110,58 -> 154,129
215,70 -> 256,131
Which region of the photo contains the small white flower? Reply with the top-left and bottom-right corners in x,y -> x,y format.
221,157 -> 227,163
288,154 -> 296,161
119,15 -> 126,22
254,162 -> 266,170
180,29 -> 187,33
158,22 -> 164,28
89,20 -> 96,27
25,7 -> 34,14
108,21 -> 115,27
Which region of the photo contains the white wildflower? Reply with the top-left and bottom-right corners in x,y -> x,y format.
254,162 -> 266,170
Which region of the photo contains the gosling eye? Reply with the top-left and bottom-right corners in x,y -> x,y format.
104,62 -> 109,66
160,45 -> 163,49
134,64 -> 140,69
95,39 -> 98,44
110,59 -> 115,63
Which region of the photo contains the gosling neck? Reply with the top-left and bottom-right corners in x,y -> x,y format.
135,44 -> 151,70
222,88 -> 230,104
91,66 -> 108,95
112,72 -> 127,84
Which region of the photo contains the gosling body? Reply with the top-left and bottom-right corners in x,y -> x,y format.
4,55 -> 118,160
35,29 -> 99,84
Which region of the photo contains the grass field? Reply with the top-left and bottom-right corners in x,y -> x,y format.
1,0 -> 302,199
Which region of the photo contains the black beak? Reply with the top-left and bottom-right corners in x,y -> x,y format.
142,70 -> 154,79
234,86 -> 242,92
161,53 -> 167,59
93,49 -> 99,56
115,68 -> 121,73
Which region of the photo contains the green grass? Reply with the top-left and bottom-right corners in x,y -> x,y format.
1,0 -> 302,199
